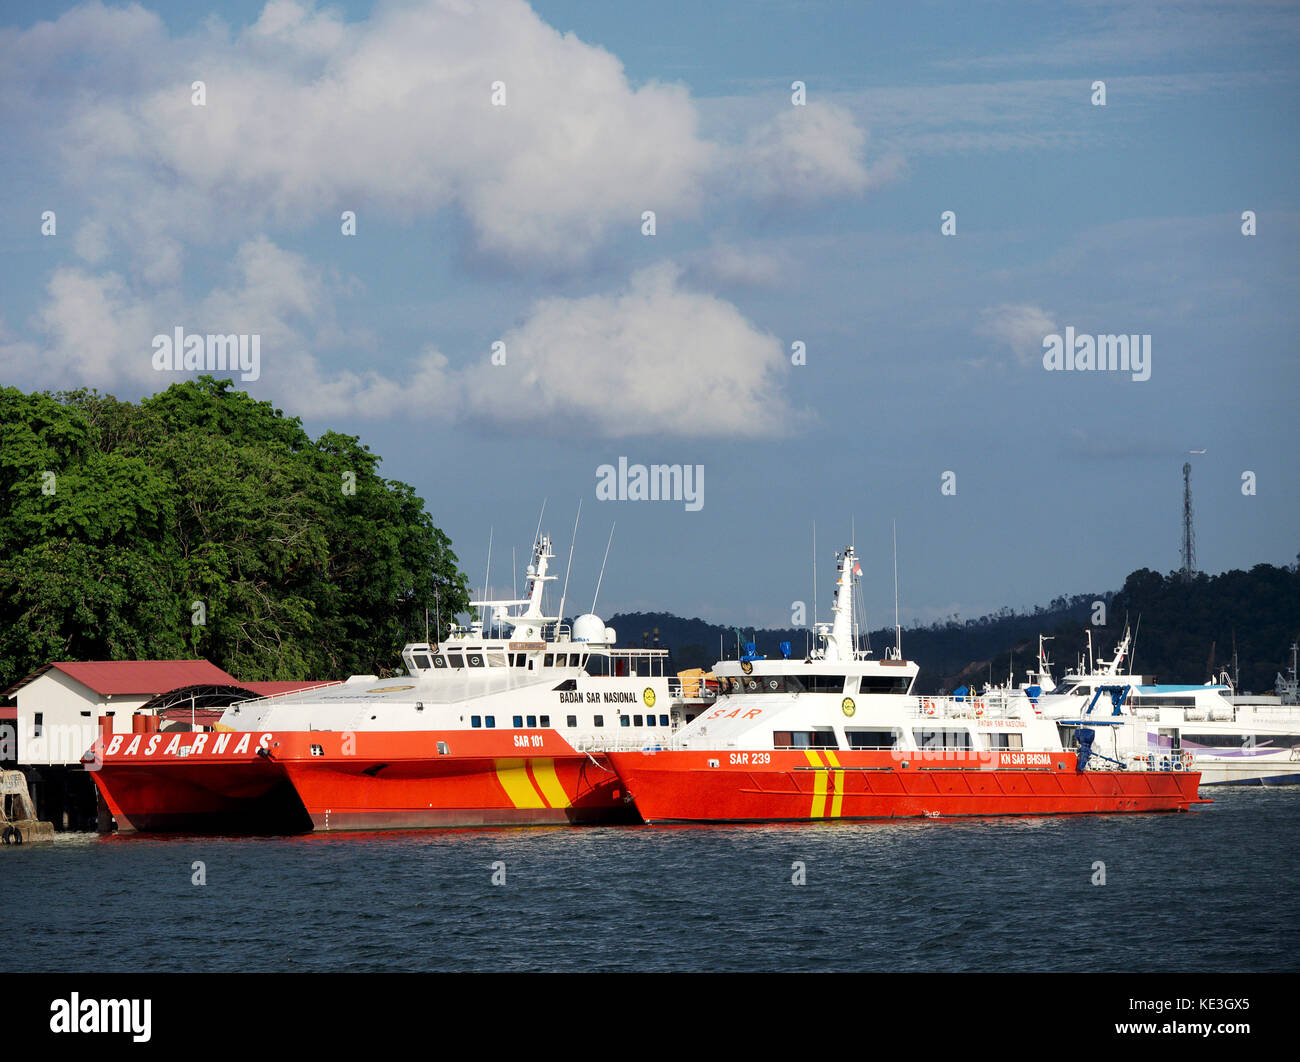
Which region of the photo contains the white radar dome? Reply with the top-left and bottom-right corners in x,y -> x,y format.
573,614 -> 609,643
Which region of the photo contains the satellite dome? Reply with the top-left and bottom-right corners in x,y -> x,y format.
573,614 -> 609,643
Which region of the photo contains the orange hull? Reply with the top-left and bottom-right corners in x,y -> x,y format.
90,729 -> 633,833
607,748 -> 1207,823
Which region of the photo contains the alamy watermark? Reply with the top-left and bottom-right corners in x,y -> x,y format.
596,458 -> 703,512
152,327 -> 261,382
1042,327 -> 1150,382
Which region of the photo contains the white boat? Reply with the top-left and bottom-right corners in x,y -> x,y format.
1025,629 -> 1300,786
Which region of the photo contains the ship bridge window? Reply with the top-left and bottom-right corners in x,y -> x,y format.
446,653 -> 464,668
802,675 -> 847,694
913,728 -> 973,750
984,733 -> 1024,750
432,655 -> 448,668
1183,732 -> 1300,749
773,730 -> 839,750
466,653 -> 485,668
412,653 -> 432,670
845,728 -> 901,749
1131,695 -> 1195,709
511,654 -> 527,667
858,676 -> 911,694
487,652 -> 506,667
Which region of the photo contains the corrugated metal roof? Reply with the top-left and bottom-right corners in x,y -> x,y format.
4,660 -> 238,698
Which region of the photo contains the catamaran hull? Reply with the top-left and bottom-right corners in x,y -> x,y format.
90,730 -> 634,833
1194,760 -> 1300,786
608,749 -> 1205,824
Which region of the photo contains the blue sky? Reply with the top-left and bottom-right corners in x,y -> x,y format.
1,0 -> 1297,631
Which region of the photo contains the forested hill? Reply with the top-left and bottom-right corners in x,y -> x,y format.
609,561 -> 1300,696
0,379 -> 469,688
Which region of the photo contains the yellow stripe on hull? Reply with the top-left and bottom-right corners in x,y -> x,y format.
529,759 -> 571,809
495,759 -> 546,809
823,752 -> 845,818
804,750 -> 827,818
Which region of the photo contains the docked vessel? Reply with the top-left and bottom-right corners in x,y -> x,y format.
1028,631 -> 1300,785
89,534 -> 708,832
609,545 -> 1205,824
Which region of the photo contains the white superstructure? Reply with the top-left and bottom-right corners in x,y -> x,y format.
220,534 -> 705,749
665,546 -> 1077,762
1027,628 -> 1300,785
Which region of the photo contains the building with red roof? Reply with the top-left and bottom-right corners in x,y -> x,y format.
2,660 -> 332,767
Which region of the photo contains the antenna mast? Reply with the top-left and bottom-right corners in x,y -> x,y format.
892,519 -> 902,659
812,522 -> 818,633
591,523 -> 616,614
556,500 -> 581,636
481,527 -> 493,631
1180,461 -> 1196,581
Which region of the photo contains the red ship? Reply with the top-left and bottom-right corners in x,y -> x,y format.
608,545 -> 1206,823
89,534 -> 706,832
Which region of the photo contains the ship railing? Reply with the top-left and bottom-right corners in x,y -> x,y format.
1125,750 -> 1197,772
666,678 -> 717,702
228,680 -> 344,708
910,695 -> 1026,721
572,732 -> 676,754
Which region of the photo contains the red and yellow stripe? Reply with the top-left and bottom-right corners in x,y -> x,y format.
803,750 -> 845,819
494,758 -> 572,809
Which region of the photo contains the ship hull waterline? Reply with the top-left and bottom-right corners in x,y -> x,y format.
89,730 -> 636,834
607,749 -> 1207,824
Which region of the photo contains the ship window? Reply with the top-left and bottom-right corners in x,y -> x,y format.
773,730 -> 838,749
432,655 -> 447,668
620,716 -> 630,727
984,733 -> 1023,749
567,715 -> 577,727
526,715 -> 537,727
34,712 -> 42,737
540,716 -> 550,727
467,653 -> 485,668
858,676 -> 911,694
413,653 -> 432,670
685,714 -> 697,723
913,728 -> 973,749
659,714 -> 669,726
437,741 -> 450,755
512,654 -> 526,667
487,653 -> 506,667
447,653 -> 464,668
513,715 -> 523,727
471,715 -> 481,728
553,679 -> 578,692
485,716 -> 496,728
594,715 -> 604,727
544,654 -> 554,666
633,714 -> 644,726
845,728 -> 901,749
803,675 -> 847,694
1183,732 -> 1300,748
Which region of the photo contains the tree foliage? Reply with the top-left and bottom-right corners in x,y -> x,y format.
0,378 -> 469,686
